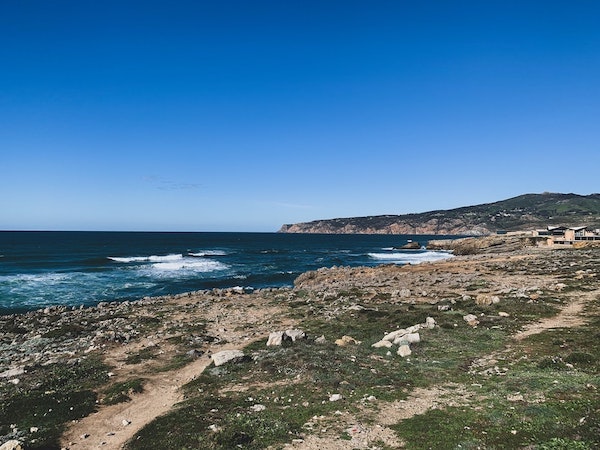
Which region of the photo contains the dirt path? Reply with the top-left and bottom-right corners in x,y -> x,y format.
61,356 -> 212,450
513,290 -> 595,341
61,291 -> 295,450
289,290 -> 597,450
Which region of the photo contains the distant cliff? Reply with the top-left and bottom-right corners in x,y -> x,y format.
279,193 -> 600,235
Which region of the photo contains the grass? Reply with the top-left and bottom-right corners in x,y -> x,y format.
101,378 -> 146,405
0,356 -> 110,449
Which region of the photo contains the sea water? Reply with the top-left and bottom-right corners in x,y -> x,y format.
0,231 -> 455,313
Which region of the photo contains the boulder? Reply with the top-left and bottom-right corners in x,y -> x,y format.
463,314 -> 479,327
424,317 -> 436,329
372,339 -> 393,348
266,329 -> 307,346
266,331 -> 285,346
397,344 -> 412,357
212,350 -> 246,367
476,294 -> 501,306
285,329 -> 306,342
0,441 -> 24,450
0,367 -> 25,379
398,241 -> 420,250
405,333 -> 421,344
382,329 -> 407,342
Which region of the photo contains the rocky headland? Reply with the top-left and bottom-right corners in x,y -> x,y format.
1,235 -> 599,450
279,193 -> 600,235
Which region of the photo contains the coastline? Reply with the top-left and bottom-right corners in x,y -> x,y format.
1,235 -> 599,449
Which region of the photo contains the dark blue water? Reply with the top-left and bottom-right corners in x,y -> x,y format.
0,231 -> 455,313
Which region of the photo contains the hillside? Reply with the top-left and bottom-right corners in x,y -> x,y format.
279,192 -> 600,235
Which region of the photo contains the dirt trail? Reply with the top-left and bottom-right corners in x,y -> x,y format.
513,290 -> 595,340
61,292 -> 295,450
290,290 -> 597,450
61,356 -> 212,450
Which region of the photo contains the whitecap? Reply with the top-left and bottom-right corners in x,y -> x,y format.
108,254 -> 183,263
188,250 -> 228,257
368,251 -> 453,264
143,258 -> 230,278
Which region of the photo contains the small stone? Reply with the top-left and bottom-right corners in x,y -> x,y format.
80,434 -> 90,439
315,335 -> 327,344
425,317 -> 437,328
29,427 -> 39,433
498,311 -> 510,317
250,404 -> 266,412
463,314 -> 479,327
329,394 -> 342,402
122,419 -> 131,426
335,335 -> 361,346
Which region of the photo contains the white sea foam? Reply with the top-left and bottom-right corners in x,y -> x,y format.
109,254 -> 183,263
368,251 -> 453,264
143,257 -> 229,278
188,250 -> 228,257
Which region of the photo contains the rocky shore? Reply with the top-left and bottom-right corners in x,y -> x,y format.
1,235 -> 599,450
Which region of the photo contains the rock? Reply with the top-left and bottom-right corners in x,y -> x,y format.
406,324 -> 421,333
335,335 -> 361,346
266,329 -> 306,346
463,314 -> 479,327
315,335 -> 327,344
398,289 -> 411,298
122,419 -> 131,426
212,350 -> 246,367
398,241 -> 420,250
371,339 -> 393,348
475,294 -> 494,306
397,344 -> 412,357
29,427 -> 39,433
425,317 -> 436,329
80,434 -> 90,439
250,404 -> 266,412
405,333 -> 421,344
382,329 -> 407,342
285,329 -> 306,342
186,349 -> 204,358
498,311 -> 510,317
329,394 -> 343,402
0,367 -> 25,378
438,304 -> 451,311
266,331 -> 285,346
0,440 -> 24,450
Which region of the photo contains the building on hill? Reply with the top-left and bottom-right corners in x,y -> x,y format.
534,226 -> 600,245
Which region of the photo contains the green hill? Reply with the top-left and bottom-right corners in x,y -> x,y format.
279,193 -> 600,235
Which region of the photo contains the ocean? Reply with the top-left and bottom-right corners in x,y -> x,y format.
0,231 -> 455,314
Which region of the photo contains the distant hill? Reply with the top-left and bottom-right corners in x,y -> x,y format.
279,193 -> 600,235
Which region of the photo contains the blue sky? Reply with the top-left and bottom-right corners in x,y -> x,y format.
2,1 -> 599,231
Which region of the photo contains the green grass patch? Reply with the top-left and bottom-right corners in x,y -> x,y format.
101,378 -> 146,405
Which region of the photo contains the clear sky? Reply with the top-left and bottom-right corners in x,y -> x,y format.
2,1 -> 599,231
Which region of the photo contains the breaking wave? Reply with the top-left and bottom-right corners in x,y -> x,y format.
368,251 -> 453,264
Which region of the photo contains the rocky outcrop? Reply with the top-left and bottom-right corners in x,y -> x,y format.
279,193 -> 600,235
279,218 -> 491,236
